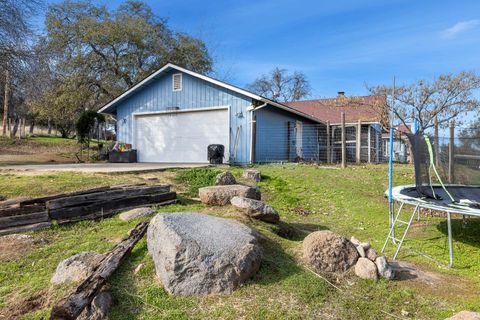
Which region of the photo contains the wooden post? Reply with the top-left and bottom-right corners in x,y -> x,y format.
326,121 -> 330,163
367,125 -> 371,163
356,120 -> 361,164
251,114 -> 256,163
448,122 -> 455,183
287,121 -> 291,161
341,112 -> 346,168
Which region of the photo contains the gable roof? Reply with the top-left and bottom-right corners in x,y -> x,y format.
98,63 -> 323,124
284,95 -> 385,125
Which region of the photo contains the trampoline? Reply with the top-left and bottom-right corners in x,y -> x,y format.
383,131 -> 480,267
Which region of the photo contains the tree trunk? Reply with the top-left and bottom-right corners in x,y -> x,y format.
21,118 -> 26,138
2,69 -> 10,136
10,117 -> 19,138
48,117 -> 52,135
50,221 -> 149,320
29,120 -> 35,134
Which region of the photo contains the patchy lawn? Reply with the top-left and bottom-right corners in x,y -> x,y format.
0,135 -> 102,166
0,164 -> 479,319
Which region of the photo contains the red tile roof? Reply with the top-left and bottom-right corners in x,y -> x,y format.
284,95 -> 385,124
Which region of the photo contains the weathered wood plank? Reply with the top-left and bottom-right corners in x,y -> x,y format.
49,192 -> 177,220
18,187 -> 113,206
0,221 -> 52,236
0,204 -> 46,218
46,185 -> 170,210
50,221 -> 149,320
56,199 -> 178,224
0,211 -> 49,229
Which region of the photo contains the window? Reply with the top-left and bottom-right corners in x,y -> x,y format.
172,73 -> 182,91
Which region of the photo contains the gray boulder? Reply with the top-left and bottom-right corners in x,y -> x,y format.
215,172 -> 236,185
366,248 -> 378,261
230,196 -> 280,224
147,212 -> 262,295
242,169 -> 261,182
119,207 -> 156,221
356,245 -> 366,258
375,256 -> 395,280
355,257 -> 378,280
199,185 -> 260,206
78,291 -> 113,320
303,230 -> 359,273
51,252 -> 104,285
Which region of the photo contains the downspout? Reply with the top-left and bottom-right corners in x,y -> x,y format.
249,102 -> 267,164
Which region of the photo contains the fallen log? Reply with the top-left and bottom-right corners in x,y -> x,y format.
0,211 -> 49,229
0,221 -> 51,236
0,204 -> 46,218
56,199 -> 178,224
49,192 -> 177,220
46,185 -> 170,210
50,221 -> 149,320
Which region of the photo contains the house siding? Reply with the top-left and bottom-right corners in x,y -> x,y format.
115,70 -> 253,164
255,106 -> 320,162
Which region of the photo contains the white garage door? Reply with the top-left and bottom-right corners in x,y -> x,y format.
134,108 -> 229,163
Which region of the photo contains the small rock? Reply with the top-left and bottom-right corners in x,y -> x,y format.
366,248 -> 378,261
199,185 -> 261,206
51,252 -> 104,285
119,207 -> 156,221
446,311 -> 480,320
230,196 -> 280,224
215,172 -> 236,185
355,257 -> 378,280
147,212 -> 262,295
78,290 -> 113,320
356,245 -> 365,257
375,256 -> 395,280
303,230 -> 359,273
350,236 -> 361,246
242,169 -> 261,182
134,263 -> 145,275
360,242 -> 371,251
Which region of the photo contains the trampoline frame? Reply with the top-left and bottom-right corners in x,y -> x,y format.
383,184 -> 480,268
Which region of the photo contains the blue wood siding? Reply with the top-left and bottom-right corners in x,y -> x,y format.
255,106 -> 320,162
115,69 -> 252,164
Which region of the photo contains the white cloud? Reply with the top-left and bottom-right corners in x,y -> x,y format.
442,19 -> 480,38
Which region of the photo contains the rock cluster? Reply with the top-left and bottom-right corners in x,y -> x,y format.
302,232 -> 395,280
147,212 -> 262,295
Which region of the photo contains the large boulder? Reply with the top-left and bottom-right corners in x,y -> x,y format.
303,230 -> 359,273
355,257 -> 378,280
147,212 -> 262,295
215,172 -> 236,185
51,252 -> 104,285
119,207 -> 156,221
198,185 -> 260,206
230,196 -> 280,224
242,169 -> 261,182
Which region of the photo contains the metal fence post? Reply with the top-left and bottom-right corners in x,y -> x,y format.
356,119 -> 362,164
448,122 -> 455,183
341,112 -> 346,168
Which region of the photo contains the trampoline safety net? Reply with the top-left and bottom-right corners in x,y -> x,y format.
407,132 -> 480,208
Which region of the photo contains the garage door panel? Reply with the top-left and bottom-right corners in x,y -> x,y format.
135,109 -> 229,163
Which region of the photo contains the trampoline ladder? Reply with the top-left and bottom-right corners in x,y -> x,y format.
382,204 -> 420,260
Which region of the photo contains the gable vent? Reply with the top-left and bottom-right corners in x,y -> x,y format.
172,73 -> 182,91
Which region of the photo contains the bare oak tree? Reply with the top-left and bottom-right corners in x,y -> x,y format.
247,68 -> 311,103
367,71 -> 480,133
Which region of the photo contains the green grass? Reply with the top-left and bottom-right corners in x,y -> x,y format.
0,164 -> 479,319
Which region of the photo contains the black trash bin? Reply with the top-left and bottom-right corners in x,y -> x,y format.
208,144 -> 225,164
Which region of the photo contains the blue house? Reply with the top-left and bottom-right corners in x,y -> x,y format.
99,63 -> 325,164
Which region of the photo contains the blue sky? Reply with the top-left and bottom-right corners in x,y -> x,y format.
42,0 -> 480,99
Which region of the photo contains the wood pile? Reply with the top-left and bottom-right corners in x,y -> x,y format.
0,184 -> 176,236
